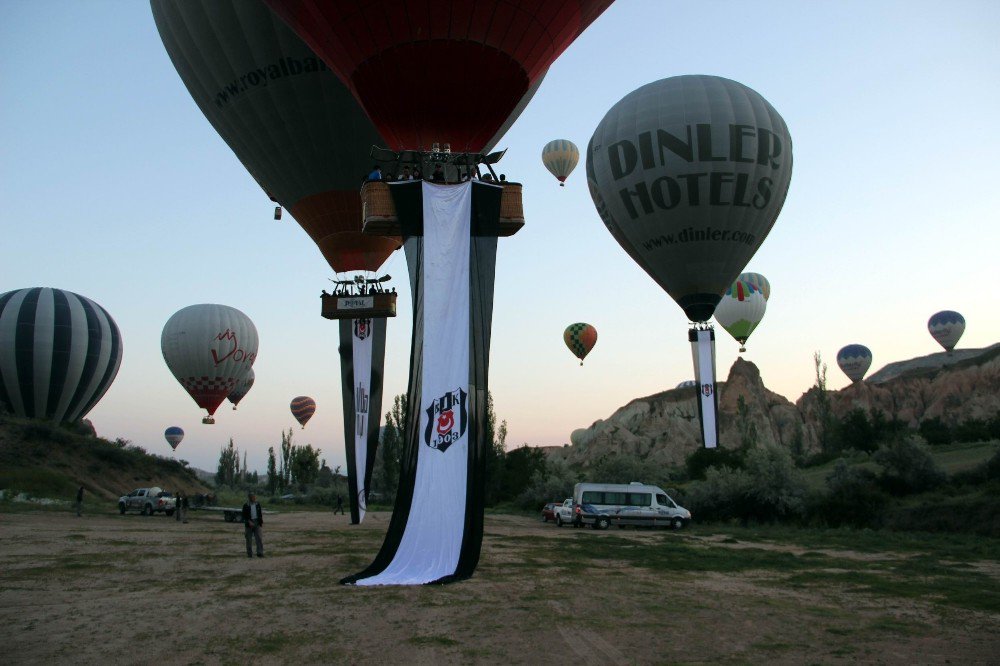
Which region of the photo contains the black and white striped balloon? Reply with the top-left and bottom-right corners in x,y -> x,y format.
0,288 -> 123,423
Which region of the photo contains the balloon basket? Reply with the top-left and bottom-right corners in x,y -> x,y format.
360,181 -> 525,237
321,291 -> 397,320
202,416 -> 215,425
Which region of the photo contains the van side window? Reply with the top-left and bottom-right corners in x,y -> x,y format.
626,493 -> 652,507
604,492 -> 626,505
582,491 -> 603,504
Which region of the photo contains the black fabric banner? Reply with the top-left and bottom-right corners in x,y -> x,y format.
338,317 -> 387,524
341,180 -> 501,585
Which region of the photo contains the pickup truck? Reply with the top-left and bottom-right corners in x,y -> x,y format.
554,499 -> 612,529
118,487 -> 176,516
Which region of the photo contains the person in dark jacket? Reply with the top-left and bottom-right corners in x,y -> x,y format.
242,493 -> 264,558
75,486 -> 84,517
334,494 -> 344,515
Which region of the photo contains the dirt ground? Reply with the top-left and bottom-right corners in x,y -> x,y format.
1,509 -> 997,665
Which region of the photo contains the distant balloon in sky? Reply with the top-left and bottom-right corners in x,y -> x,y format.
928,311 -> 965,354
676,380 -> 697,389
564,323 -> 598,365
161,304 -> 258,424
164,426 -> 184,451
837,344 -> 872,383
714,281 -> 767,352
739,272 -> 771,301
227,368 -> 254,410
542,139 -> 580,186
290,396 -> 316,428
0,288 -> 123,423
587,75 -> 793,322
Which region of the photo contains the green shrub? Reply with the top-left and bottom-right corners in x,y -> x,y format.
808,459 -> 888,528
684,446 -> 745,481
514,457 -> 577,511
874,436 -> 946,495
919,417 -> 952,446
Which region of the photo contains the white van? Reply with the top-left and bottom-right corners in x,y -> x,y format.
573,482 -> 691,529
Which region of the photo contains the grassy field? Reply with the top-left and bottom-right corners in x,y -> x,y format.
1,509 -> 997,664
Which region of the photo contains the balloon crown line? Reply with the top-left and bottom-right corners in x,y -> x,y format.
370,145 -> 507,181
323,274 -> 394,298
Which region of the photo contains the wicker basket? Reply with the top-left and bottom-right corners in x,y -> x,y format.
361,181 -> 524,237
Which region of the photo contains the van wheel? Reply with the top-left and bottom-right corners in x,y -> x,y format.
597,517 -> 611,530
118,503 -> 126,515
555,515 -> 564,527
671,517 -> 683,530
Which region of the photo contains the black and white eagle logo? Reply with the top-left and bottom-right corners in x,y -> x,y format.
354,318 -> 371,340
423,388 -> 468,452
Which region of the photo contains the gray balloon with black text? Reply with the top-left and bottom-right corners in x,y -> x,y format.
587,75 -> 793,322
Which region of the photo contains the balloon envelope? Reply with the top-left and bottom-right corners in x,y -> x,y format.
714,281 -> 767,351
676,380 -> 697,389
587,75 -> 793,322
290,395 -> 316,427
837,344 -> 872,383
542,139 -> 580,185
739,272 -> 771,301
227,368 -> 255,409
151,0 -> 400,273
0,288 -> 123,423
161,304 -> 258,418
564,323 -> 598,365
164,426 -> 184,451
263,0 -> 613,152
928,311 -> 965,352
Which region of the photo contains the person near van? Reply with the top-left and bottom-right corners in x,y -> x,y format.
182,493 -> 189,523
176,491 -> 183,522
242,493 -> 265,558
75,486 -> 84,517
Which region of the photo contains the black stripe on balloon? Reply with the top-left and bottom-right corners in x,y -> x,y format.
64,296 -> 103,423
0,289 -> 19,414
338,318 -> 360,525
14,288 -> 42,418
341,184 -> 425,585
46,289 -> 73,420
75,302 -> 121,422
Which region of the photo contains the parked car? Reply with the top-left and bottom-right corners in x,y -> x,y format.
118,487 -> 176,516
540,502 -> 560,522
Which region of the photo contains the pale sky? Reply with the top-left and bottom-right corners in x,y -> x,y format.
2,1 -> 998,473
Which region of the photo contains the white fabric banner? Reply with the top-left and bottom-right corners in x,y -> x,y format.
358,180 -> 472,585
691,328 -> 719,448
351,318 -> 374,523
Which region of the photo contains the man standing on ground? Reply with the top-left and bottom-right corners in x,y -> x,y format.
75,486 -> 84,517
334,494 -> 344,515
242,492 -> 264,558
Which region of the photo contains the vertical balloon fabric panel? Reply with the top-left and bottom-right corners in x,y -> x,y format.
338,317 -> 387,525
0,288 -> 122,423
689,328 -> 719,448
342,180 -> 501,586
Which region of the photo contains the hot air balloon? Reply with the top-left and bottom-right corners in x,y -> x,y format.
928,311 -> 965,354
676,380 -> 697,389
0,288 -> 123,423
837,344 -> 872,383
263,0 -> 613,152
164,426 -> 184,451
587,75 -> 793,323
542,140 -> 580,186
227,368 -> 255,410
564,323 -> 598,365
714,281 -> 767,352
290,396 -> 316,428
161,304 -> 258,424
739,272 -> 771,301
151,0 -> 400,274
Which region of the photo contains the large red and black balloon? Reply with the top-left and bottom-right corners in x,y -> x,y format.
263,0 -> 614,152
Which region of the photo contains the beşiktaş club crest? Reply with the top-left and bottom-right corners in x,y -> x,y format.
423,388 -> 468,453
353,318 -> 372,340
702,383 -> 714,397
